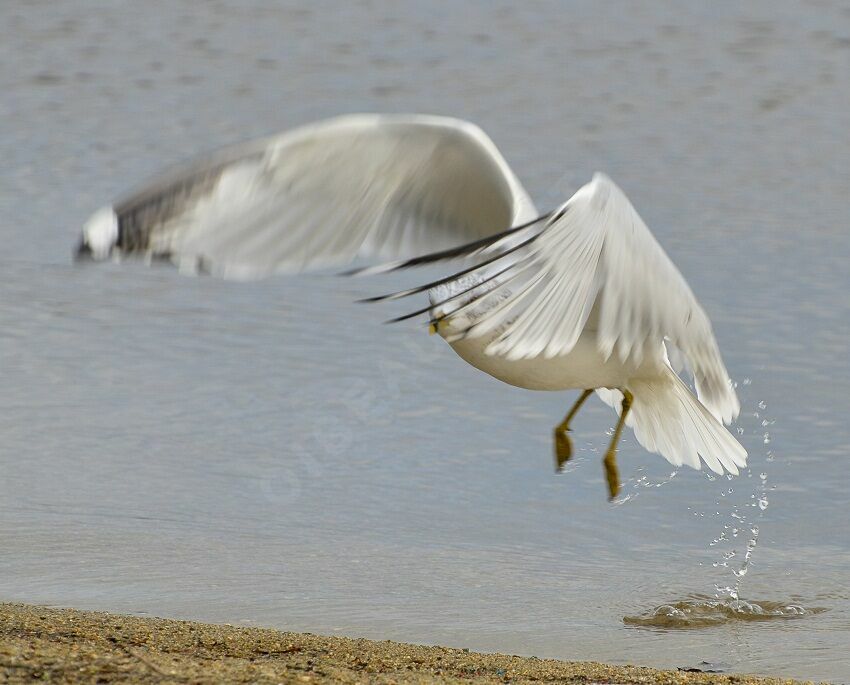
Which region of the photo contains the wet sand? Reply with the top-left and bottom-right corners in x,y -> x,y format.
0,604 -> 807,684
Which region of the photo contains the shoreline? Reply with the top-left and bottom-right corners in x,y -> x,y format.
1,603 -> 804,684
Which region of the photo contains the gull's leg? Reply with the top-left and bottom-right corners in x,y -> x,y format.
603,389 -> 634,500
554,389 -> 593,472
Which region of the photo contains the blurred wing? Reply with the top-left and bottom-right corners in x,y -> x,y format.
395,173 -> 739,423
76,114 -> 537,279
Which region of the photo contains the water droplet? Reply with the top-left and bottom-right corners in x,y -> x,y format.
758,400 -> 767,410
742,378 -> 752,386
758,498 -> 769,511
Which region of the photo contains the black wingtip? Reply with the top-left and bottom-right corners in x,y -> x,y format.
383,311 -> 422,324
73,237 -> 94,263
339,212 -> 554,280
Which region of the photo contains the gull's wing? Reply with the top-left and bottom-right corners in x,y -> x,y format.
76,114 -> 537,279
384,173 -> 739,424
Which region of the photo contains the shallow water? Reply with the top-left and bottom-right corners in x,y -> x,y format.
1,1 -> 849,681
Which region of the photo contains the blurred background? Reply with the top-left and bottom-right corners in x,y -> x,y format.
1,1 -> 848,681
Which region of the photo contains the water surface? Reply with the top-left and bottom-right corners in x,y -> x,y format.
1,2 -> 849,681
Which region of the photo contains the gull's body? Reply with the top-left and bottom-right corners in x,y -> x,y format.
77,114 -> 746,497
428,190 -> 647,395
446,314 -> 645,392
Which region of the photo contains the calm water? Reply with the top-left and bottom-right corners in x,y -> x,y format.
2,1 -> 849,681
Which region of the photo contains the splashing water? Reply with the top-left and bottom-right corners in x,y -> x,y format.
612,467 -> 679,505
620,386 -> 793,621
707,388 -> 773,601
624,596 -> 825,628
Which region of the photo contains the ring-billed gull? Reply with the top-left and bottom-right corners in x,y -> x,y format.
75,114 -> 746,499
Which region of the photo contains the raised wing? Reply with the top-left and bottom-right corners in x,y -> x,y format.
75,114 -> 537,279
386,173 -> 739,424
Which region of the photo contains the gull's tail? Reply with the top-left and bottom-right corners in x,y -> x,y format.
597,366 -> 747,476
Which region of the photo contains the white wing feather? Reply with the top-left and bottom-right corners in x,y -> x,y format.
458,173 -> 739,423
79,114 -> 537,278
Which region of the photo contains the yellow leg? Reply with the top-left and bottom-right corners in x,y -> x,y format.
603,389 -> 633,500
553,389 -> 593,472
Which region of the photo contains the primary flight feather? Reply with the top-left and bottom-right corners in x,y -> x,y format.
76,113 -> 746,498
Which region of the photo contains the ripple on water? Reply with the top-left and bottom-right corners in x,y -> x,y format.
624,596 -> 827,629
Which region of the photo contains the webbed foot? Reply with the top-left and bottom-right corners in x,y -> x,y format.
554,428 -> 574,472
603,448 -> 620,500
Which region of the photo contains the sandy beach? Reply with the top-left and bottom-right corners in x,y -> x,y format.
0,603 -> 808,684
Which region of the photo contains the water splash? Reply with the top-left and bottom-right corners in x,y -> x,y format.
707,388 -> 773,601
612,468 -> 679,505
624,596 -> 825,628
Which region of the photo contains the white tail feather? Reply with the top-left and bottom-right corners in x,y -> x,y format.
596,366 -> 747,476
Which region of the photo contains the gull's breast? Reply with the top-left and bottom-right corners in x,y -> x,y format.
444,327 -> 644,391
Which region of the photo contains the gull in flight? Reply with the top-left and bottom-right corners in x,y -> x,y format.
76,114 -> 746,499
